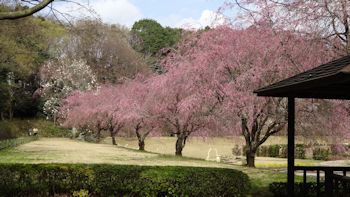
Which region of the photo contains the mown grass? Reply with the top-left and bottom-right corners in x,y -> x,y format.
0,137 -> 324,196
103,136 -> 323,167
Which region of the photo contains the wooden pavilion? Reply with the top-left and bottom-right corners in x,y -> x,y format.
254,56 -> 350,196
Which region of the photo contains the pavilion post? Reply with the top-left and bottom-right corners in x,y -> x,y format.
287,97 -> 295,197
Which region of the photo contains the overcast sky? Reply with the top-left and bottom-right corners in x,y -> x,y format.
50,0 -> 231,28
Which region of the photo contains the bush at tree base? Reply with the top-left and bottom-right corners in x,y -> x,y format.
0,164 -> 250,197
269,182 -> 349,197
270,182 -> 323,197
312,147 -> 330,160
233,144 -> 337,160
0,136 -> 38,150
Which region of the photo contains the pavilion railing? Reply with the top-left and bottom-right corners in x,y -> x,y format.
294,166 -> 350,196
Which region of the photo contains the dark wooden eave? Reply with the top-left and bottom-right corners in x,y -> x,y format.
254,56 -> 350,100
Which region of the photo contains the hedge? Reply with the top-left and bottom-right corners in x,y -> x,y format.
256,144 -> 307,159
269,182 -> 323,197
233,144 -> 334,160
0,136 -> 38,150
0,164 -> 251,196
312,147 -> 330,160
269,182 -> 349,197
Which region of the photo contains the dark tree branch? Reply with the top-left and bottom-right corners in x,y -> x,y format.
0,0 -> 54,20
257,122 -> 285,147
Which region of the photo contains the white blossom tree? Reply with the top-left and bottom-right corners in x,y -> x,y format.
40,57 -> 97,123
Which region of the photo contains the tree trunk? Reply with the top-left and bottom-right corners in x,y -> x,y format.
175,134 -> 187,156
347,32 -> 350,55
241,116 -> 257,168
8,107 -> 13,120
135,124 -> 144,151
96,129 -> 101,143
138,139 -> 145,151
53,113 -> 57,125
109,123 -> 123,146
0,112 -> 4,121
246,148 -> 256,168
111,132 -> 117,145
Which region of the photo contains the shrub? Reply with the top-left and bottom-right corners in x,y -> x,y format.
268,145 -> 280,157
279,145 -> 288,158
0,119 -> 70,139
29,119 -> 71,137
0,164 -> 251,197
295,144 -> 306,159
312,147 -> 330,160
257,146 -> 269,157
72,189 -> 89,197
254,144 -> 306,159
235,144 -> 344,160
269,182 -> 324,197
232,144 -> 242,156
330,144 -> 349,155
0,120 -> 25,139
0,136 -> 38,150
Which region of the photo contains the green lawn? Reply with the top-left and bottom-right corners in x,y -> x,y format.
0,137 -> 324,196
103,136 -> 322,167
0,138 -> 230,168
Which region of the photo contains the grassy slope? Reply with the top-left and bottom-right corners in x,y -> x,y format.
0,119 -> 71,139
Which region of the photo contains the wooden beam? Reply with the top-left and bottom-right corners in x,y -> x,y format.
288,97 -> 295,197
255,73 -> 350,100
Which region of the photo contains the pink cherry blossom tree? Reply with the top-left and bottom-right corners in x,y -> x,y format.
60,77 -> 159,148
60,84 -> 129,145
121,76 -> 158,151
148,52 -> 223,156
96,85 -> 127,145
229,0 -> 350,123
161,25 -> 347,166
58,24 -> 349,166
60,89 -> 108,141
97,79 -> 157,149
225,0 -> 350,55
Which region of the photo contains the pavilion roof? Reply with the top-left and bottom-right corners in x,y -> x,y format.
254,56 -> 350,100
